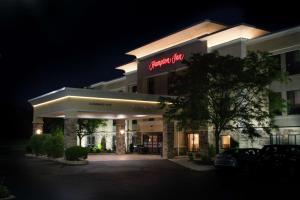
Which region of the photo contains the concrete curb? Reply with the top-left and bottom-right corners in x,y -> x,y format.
24,154 -> 88,165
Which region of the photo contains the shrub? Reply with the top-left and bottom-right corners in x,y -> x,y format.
25,144 -> 32,153
101,137 -> 106,151
65,146 -> 88,161
30,134 -> 47,155
188,152 -> 194,161
0,184 -> 10,198
44,134 -> 64,158
106,149 -> 112,153
129,143 -> 134,153
208,145 -> 216,159
195,152 -> 201,159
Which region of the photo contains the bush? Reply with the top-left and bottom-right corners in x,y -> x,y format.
44,134 -> 64,158
188,152 -> 194,161
101,137 -> 106,151
25,144 -> 32,153
30,134 -> 47,155
0,184 -> 10,198
195,152 -> 201,159
106,149 -> 113,153
129,143 -> 134,153
208,145 -> 216,159
65,146 -> 88,161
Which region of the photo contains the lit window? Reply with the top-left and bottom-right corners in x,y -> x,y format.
187,133 -> 199,152
221,135 -> 231,149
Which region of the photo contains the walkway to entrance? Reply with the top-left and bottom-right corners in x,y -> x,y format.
87,154 -> 162,161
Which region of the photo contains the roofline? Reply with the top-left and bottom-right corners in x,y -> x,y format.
28,87 -> 67,102
199,23 -> 269,40
247,25 -> 300,45
89,76 -> 126,88
126,19 -> 227,57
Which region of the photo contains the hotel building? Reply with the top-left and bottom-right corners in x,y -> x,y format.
29,20 -> 300,158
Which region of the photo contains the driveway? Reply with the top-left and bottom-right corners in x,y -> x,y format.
1,149 -> 299,200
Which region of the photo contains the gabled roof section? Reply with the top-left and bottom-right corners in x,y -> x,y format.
126,20 -> 226,59
201,24 -> 269,48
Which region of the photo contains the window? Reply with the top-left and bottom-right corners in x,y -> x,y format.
269,92 -> 283,116
128,85 -> 137,93
87,135 -> 95,146
132,120 -> 137,124
113,120 -> 116,126
286,50 -> 300,75
187,133 -> 199,152
131,85 -> 137,93
221,135 -> 231,149
148,77 -> 155,94
272,54 -> 281,72
287,90 -> 300,114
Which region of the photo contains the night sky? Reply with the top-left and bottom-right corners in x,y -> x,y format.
1,0 -> 299,139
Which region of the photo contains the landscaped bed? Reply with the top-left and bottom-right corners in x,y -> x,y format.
25,134 -> 89,165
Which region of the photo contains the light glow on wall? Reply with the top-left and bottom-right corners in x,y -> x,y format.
36,129 -> 42,135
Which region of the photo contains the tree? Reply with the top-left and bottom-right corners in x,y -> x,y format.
161,51 -> 287,153
76,119 -> 107,147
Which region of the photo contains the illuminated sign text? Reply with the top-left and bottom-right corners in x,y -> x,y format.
148,52 -> 184,71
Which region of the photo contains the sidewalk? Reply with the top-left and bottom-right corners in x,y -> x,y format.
169,157 -> 215,171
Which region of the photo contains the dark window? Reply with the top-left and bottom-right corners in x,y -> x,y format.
287,90 -> 300,114
131,85 -> 137,93
286,50 -> 300,75
132,120 -> 137,124
148,118 -> 155,121
113,120 -> 116,126
148,77 -> 155,94
88,135 -> 95,146
269,92 -> 283,116
272,54 -> 281,72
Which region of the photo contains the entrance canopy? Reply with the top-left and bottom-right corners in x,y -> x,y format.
29,87 -> 166,119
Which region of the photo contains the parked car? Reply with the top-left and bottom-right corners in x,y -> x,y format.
214,148 -> 260,169
256,145 -> 300,173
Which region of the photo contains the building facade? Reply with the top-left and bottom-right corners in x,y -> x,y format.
29,20 -> 300,158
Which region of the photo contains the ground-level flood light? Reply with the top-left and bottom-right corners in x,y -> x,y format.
36,129 -> 42,135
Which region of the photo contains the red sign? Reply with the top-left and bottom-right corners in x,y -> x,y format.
148,52 -> 185,71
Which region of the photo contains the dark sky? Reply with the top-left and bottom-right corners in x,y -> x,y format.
1,0 -> 299,139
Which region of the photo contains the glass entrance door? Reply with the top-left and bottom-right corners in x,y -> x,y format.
143,133 -> 162,154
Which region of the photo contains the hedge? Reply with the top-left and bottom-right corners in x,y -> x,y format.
65,146 -> 88,161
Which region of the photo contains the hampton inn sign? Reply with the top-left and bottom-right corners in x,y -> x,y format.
29,20 -> 300,158
148,52 -> 185,71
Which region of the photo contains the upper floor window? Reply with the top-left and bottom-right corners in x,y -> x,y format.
272,54 -> 281,72
287,90 -> 300,115
286,50 -> 300,75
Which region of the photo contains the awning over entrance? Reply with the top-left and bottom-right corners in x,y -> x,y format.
29,87 -> 165,119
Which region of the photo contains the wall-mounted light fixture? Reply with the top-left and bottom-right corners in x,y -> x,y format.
120,129 -> 125,135
36,129 -> 42,135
